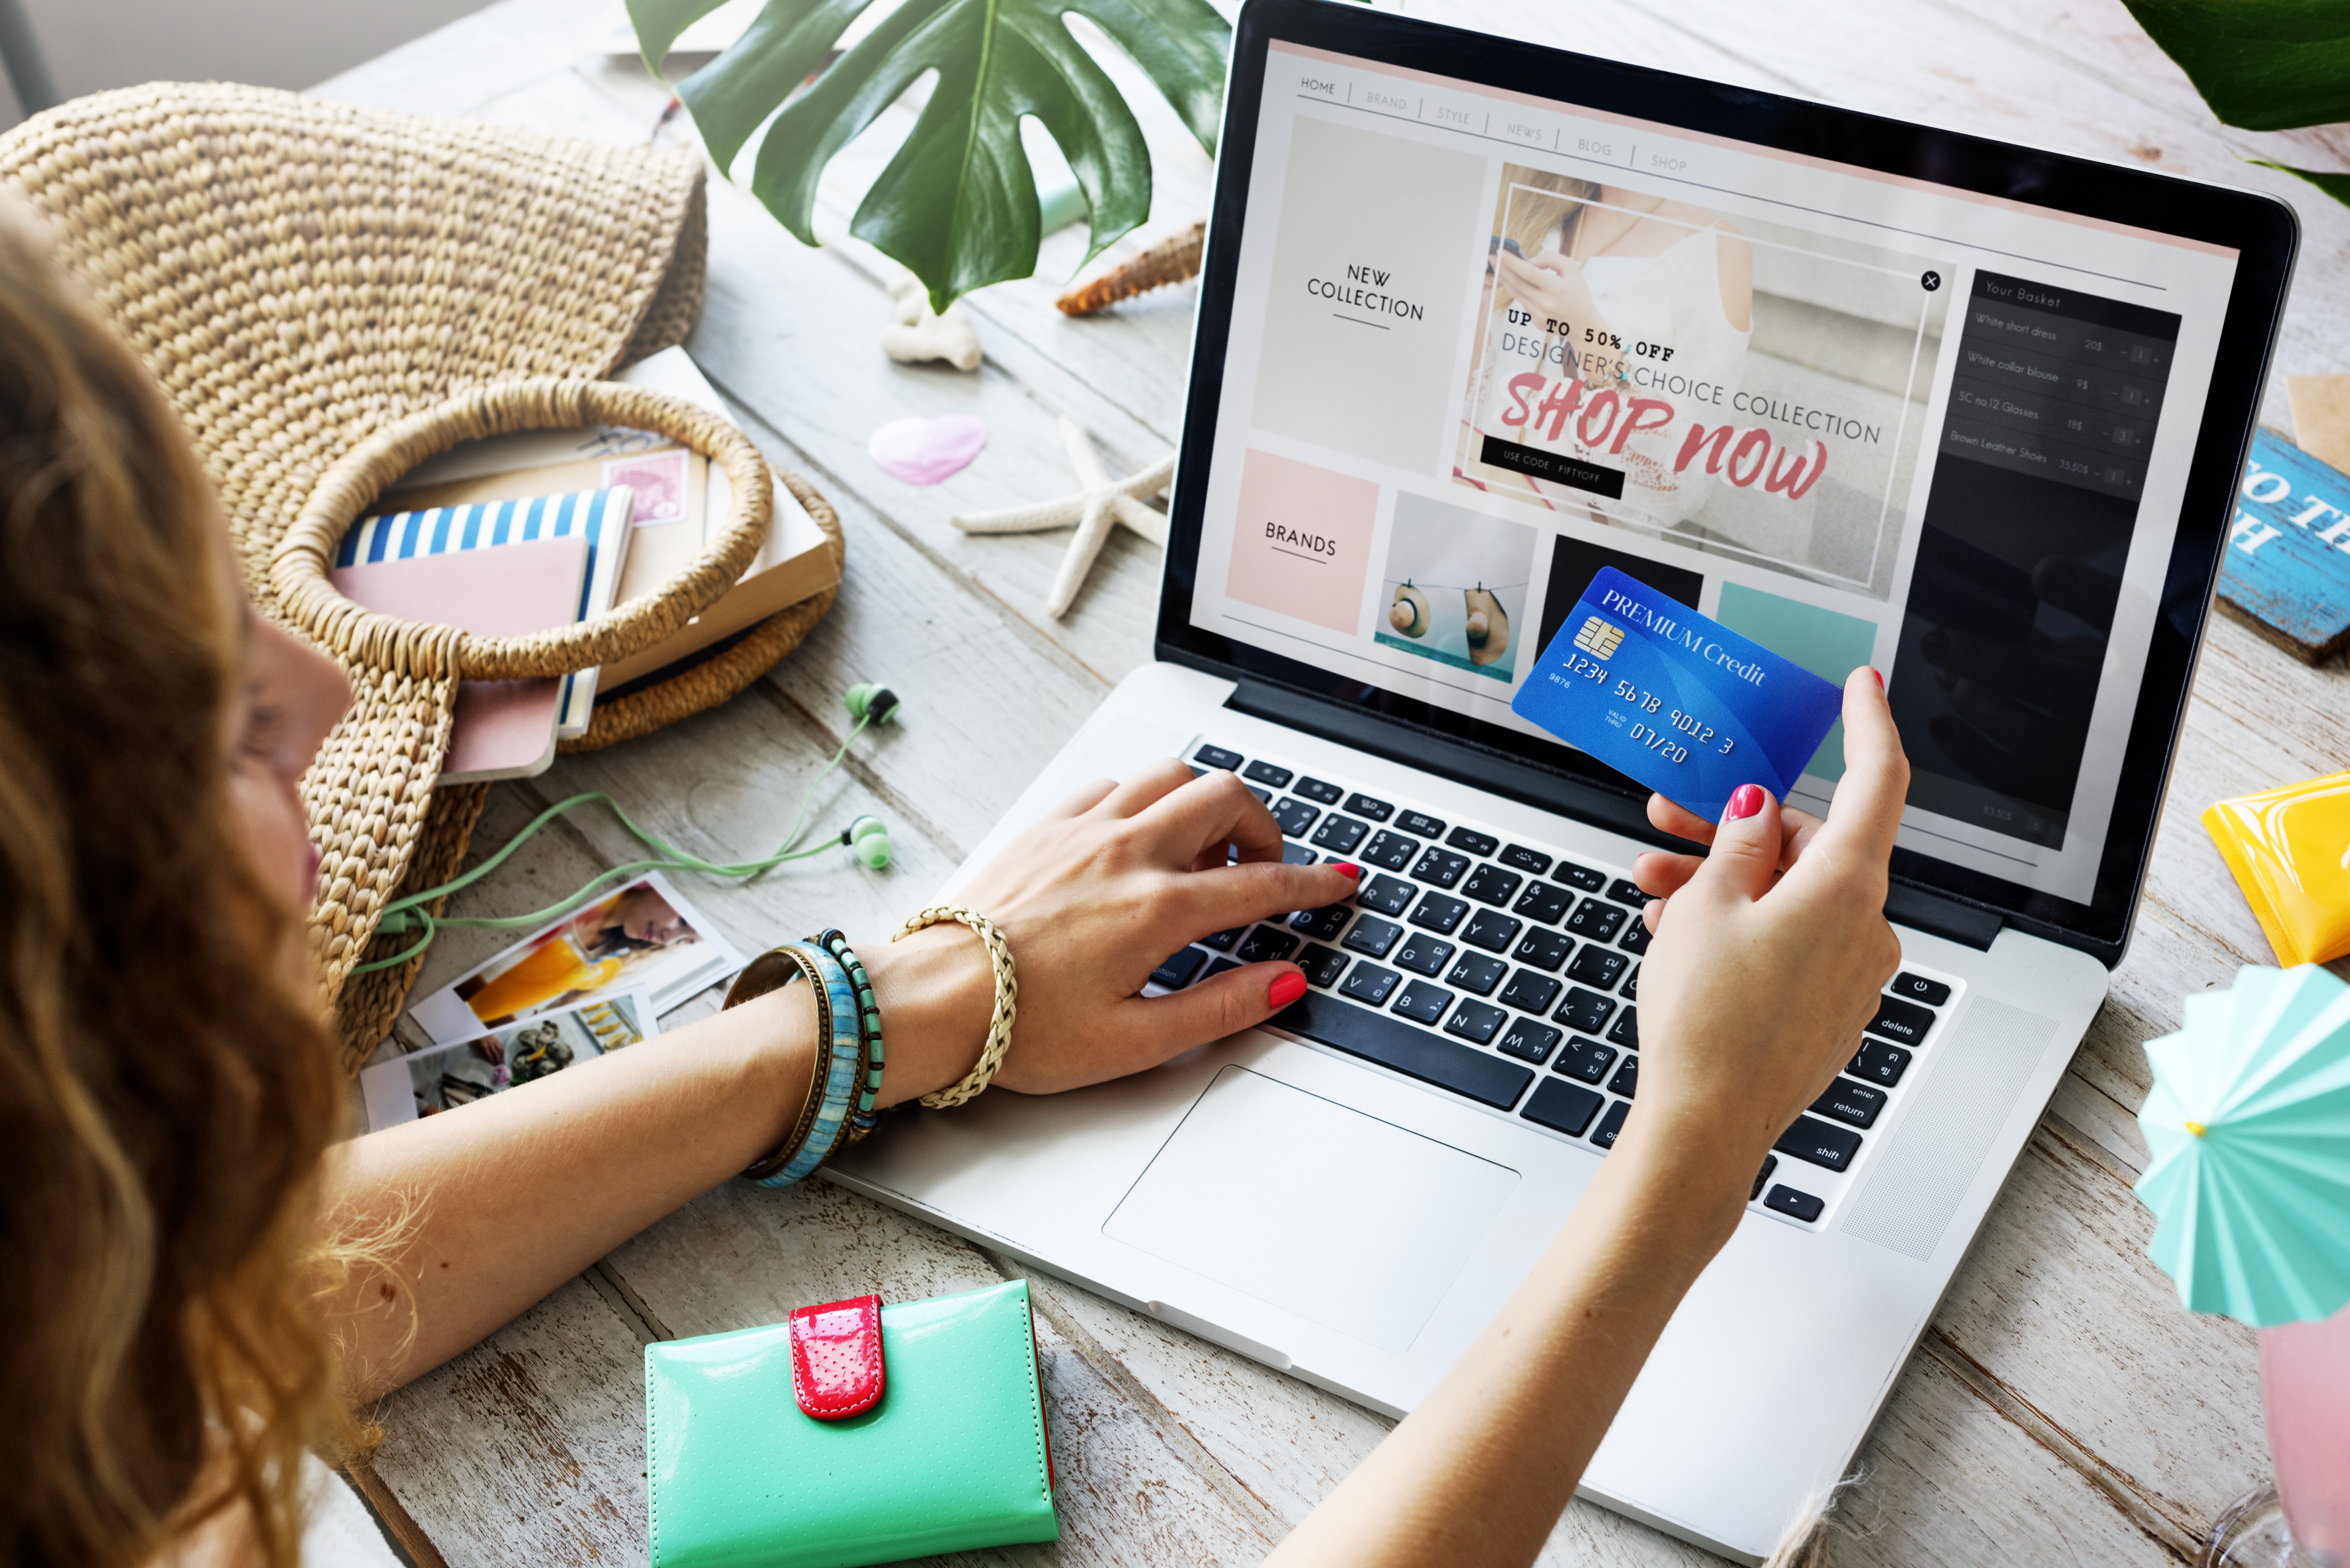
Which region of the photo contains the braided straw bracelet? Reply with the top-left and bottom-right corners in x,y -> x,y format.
892,906 -> 1017,1109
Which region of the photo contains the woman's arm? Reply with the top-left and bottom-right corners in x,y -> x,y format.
321,764 -> 1359,1401
1266,670 -> 1908,1567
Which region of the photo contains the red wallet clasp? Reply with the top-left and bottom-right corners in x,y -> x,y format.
788,1293 -> 885,1420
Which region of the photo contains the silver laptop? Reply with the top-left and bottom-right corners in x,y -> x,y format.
831,2 -> 2297,1557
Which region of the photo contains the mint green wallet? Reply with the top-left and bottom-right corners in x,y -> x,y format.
643,1277 -> 1058,1568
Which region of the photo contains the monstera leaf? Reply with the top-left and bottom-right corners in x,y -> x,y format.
2121,0 -> 2350,207
631,0 -> 1230,310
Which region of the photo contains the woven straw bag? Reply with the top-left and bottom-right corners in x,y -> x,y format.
0,83 -> 845,1063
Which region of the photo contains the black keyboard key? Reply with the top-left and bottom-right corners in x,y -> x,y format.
1867,994 -> 1937,1047
1499,844 -> 1552,876
1890,971 -> 1951,1007
1620,964 -> 1640,1001
1341,916 -> 1401,959
1201,926 -> 1245,951
1566,946 -> 1628,991
1356,873 -> 1416,916
1338,962 -> 1400,1006
1554,986 -> 1616,1034
1344,792 -> 1394,822
1408,893 -> 1467,934
1393,934 -> 1455,977
1243,760 -> 1293,789
1553,861 -> 1606,893
1361,830 -> 1418,871
1812,1077 -> 1887,1129
1553,1037 -> 1616,1084
1752,1155 -> 1778,1202
1513,927 -> 1574,971
1765,1185 -> 1824,1223
1410,848 -> 1470,888
1591,1099 -> 1631,1149
1237,926 -> 1299,964
1193,744 -> 1242,771
1297,943 -> 1348,988
1461,909 -> 1521,953
1522,1079 -> 1603,1136
1270,797 -> 1320,837
1446,825 -> 1499,856
1512,880 -> 1572,924
1289,903 -> 1350,941
1396,809 -> 1446,838
1293,776 -> 1343,806
1273,991 -> 1533,1109
1617,920 -> 1652,956
1444,999 -> 1507,1045
1498,1020 -> 1562,1065
1150,947 -> 1208,990
1602,878 -> 1644,908
1247,786 -> 1271,803
1310,814 -> 1369,856
1390,980 -> 1452,1025
1566,898 -> 1628,941
1445,952 -> 1507,995
1774,1116 -> 1862,1172
1850,1038 -> 1912,1087
1606,1053 -> 1639,1098
1606,1007 -> 1639,1049
1281,842 -> 1316,865
1460,863 -> 1523,908
1498,970 -> 1561,1014
1203,956 -> 1242,981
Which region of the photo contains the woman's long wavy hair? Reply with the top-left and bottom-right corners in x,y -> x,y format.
0,197 -> 353,1567
1494,169 -> 1604,313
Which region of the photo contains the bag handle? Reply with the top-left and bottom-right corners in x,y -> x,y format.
270,377 -> 772,682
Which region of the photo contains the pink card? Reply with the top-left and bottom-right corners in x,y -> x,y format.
331,534 -> 589,782
603,448 -> 688,525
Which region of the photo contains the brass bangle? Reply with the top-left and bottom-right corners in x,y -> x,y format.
891,905 -> 1017,1110
728,945 -> 834,1182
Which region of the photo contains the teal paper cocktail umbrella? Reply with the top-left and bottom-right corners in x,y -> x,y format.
2135,964 -> 2350,1328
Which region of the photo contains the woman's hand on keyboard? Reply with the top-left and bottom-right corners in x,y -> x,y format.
1620,668 -> 1910,1186
866,758 -> 1362,1100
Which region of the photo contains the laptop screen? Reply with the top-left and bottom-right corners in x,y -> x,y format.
1167,7 -> 2289,946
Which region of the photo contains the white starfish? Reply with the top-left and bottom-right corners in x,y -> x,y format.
951,417 -> 1173,618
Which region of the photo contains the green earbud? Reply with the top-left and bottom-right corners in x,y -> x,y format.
843,814 -> 893,870
844,683 -> 901,723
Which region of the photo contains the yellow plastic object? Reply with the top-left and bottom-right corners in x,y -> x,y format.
2202,770 -> 2350,968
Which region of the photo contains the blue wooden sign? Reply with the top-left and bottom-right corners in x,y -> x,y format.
2221,429 -> 2350,663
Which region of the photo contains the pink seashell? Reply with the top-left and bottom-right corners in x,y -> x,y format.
868,413 -> 988,485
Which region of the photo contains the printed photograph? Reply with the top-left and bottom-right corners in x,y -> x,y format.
362,991 -> 654,1132
1373,493 -> 1536,683
406,871 -> 745,1046
1454,167 -> 1950,600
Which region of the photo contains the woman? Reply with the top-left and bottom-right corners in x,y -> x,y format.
0,193 -> 1906,1568
1460,170 -> 1756,530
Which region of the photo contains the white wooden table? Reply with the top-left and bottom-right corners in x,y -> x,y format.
318,2 -> 2350,1561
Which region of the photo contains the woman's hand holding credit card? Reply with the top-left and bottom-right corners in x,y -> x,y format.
1512,567 -> 1844,822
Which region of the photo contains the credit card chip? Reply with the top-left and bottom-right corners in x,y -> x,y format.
1573,616 -> 1625,660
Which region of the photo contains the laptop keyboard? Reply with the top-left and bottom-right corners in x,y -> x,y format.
1156,742 -> 1960,1226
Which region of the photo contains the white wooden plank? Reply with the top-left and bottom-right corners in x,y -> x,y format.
366,1275 -> 651,1567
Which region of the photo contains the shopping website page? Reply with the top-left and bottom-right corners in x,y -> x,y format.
1188,41 -> 2240,903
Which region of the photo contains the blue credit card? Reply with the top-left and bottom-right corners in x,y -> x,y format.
1512,568 -> 1845,820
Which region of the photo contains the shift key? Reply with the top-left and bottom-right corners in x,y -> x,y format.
1774,1115 -> 1862,1172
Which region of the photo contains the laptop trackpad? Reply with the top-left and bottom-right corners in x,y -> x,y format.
1102,1065 -> 1519,1353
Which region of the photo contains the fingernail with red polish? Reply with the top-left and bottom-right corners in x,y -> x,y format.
1332,861 -> 1361,879
1727,783 -> 1767,820
1869,667 -> 1884,689
1267,970 -> 1308,1009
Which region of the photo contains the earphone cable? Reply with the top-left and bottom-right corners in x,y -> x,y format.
349,710 -> 875,976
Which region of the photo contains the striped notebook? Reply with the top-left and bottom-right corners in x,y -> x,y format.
337,488 -> 636,737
